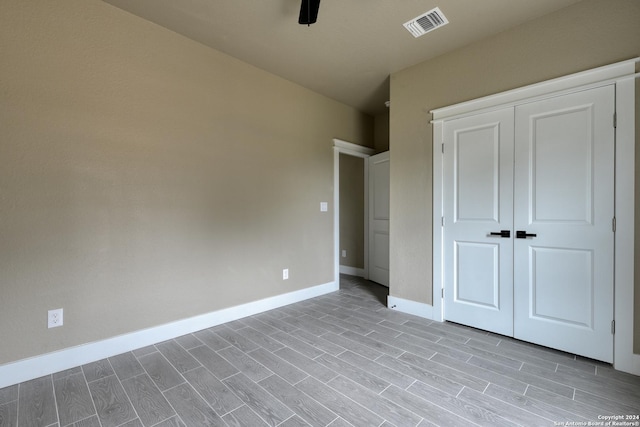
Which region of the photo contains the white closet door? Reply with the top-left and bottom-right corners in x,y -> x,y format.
443,108 -> 514,336
368,151 -> 390,287
513,86 -> 615,362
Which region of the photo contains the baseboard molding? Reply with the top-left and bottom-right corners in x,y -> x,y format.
0,281 -> 338,389
339,265 -> 365,277
387,295 -> 435,320
616,351 -> 640,376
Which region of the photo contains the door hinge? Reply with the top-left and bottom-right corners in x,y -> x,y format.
611,320 -> 615,335
442,143 -> 444,154
441,216 -> 445,227
612,217 -> 616,232
613,112 -> 617,128
442,288 -> 444,299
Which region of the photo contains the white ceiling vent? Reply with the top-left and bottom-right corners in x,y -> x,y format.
403,7 -> 448,38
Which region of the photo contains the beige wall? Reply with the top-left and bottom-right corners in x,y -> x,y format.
390,0 -> 640,348
339,154 -> 365,270
0,0 -> 372,365
374,111 -> 390,153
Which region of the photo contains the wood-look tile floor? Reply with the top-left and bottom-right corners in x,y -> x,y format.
1,274 -> 639,427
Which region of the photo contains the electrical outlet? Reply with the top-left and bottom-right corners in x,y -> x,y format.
342,250 -> 347,258
283,268 -> 289,280
48,308 -> 63,328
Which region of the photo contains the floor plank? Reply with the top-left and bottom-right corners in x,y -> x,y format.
192,329 -> 232,351
18,376 -> 57,427
484,384 -> 590,423
338,351 -> 415,389
258,375 -> 338,427
137,351 -> 185,392
71,415 -> 102,427
163,383 -> 225,426
182,366 -> 243,416
295,377 -> 383,427
381,384 -> 471,427
223,373 -> 294,426
88,375 -> 137,427
247,348 -> 308,385
121,374 -> 175,426
174,334 -> 203,351
327,375 -> 422,427
82,359 -> 115,383
0,401 -> 17,427
459,386 -> 553,426
235,327 -> 285,353
375,354 -> 468,397
53,372 -> 95,426
407,380 -> 517,427
155,341 -> 202,374
217,346 -> 272,383
315,353 -> 390,394
153,416 -> 186,427
0,386 -> 17,406
221,405 -> 270,426
109,352 -> 145,381
273,348 -> 337,384
212,325 -> 260,353
188,345 -> 239,381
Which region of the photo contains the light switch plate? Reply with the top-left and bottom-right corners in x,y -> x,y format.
320,202 -> 328,212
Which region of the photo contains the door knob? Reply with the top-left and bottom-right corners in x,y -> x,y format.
516,230 -> 537,239
489,230 -> 511,238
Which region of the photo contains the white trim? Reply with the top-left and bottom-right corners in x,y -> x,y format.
431,58 -> 639,122
333,138 -> 375,286
339,265 -> 365,277
0,281 -> 337,389
333,138 -> 375,158
432,120 -> 444,322
432,59 -> 639,375
613,75 -> 639,375
333,147 -> 341,287
388,295 -> 434,320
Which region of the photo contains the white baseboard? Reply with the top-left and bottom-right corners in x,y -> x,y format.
0,281 -> 337,389
339,265 -> 364,277
387,295 -> 435,320
615,351 -> 640,376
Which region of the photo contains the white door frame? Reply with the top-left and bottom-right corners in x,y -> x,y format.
333,139 -> 375,286
432,58 -> 639,374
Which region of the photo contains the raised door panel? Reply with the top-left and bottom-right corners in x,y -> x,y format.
529,247 -> 594,328
454,242 -> 500,309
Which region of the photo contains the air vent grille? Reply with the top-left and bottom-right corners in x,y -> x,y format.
403,7 -> 448,38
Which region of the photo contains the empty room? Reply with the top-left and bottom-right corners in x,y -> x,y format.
1,0 -> 639,426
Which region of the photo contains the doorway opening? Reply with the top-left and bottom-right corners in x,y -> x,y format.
333,138 -> 390,300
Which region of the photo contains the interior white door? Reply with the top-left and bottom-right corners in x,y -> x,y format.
513,86 -> 615,362
443,108 -> 514,336
368,151 -> 390,287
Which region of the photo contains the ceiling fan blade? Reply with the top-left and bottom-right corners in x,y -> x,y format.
298,0 -> 320,25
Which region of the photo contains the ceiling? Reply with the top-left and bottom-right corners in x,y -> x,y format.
102,0 -> 584,116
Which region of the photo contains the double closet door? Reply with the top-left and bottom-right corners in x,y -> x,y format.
443,86 -> 615,362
